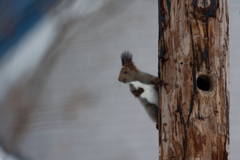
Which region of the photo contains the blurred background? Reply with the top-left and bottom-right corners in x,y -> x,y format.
0,0 -> 239,160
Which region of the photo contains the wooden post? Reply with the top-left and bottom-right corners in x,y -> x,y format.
158,0 -> 229,159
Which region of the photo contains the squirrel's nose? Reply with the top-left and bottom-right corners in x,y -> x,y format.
118,78 -> 121,82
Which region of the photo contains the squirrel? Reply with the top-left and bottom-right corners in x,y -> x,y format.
118,51 -> 159,86
118,51 -> 161,129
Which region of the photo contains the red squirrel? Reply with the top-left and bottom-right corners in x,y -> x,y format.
118,51 -> 160,129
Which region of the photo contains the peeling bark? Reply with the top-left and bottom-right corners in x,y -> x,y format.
158,0 -> 229,159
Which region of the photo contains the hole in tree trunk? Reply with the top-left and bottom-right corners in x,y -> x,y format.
197,75 -> 213,91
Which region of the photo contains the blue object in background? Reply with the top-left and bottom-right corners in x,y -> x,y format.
0,0 -> 60,60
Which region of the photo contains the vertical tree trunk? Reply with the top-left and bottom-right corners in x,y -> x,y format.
158,0 -> 229,159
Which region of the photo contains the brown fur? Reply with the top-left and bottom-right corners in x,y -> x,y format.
129,83 -> 144,97
118,51 -> 158,86
119,51 -> 159,128
121,51 -> 137,71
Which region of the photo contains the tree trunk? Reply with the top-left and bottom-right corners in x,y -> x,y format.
158,0 -> 229,159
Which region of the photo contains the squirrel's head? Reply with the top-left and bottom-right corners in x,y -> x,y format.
118,51 -> 137,83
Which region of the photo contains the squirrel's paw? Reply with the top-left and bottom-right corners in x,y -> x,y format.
158,79 -> 165,87
158,79 -> 171,87
131,87 -> 144,97
158,79 -> 164,85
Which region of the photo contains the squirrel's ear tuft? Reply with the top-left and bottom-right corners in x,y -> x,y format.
121,51 -> 132,66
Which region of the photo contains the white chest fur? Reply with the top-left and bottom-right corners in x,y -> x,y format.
129,81 -> 158,106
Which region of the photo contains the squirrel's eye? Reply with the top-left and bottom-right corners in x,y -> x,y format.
124,71 -> 128,74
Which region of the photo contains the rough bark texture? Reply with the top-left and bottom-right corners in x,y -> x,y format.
158,0 -> 229,159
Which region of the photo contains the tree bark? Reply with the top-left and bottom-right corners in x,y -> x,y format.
158,0 -> 229,159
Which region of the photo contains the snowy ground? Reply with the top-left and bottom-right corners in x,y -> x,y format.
0,0 -> 239,159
